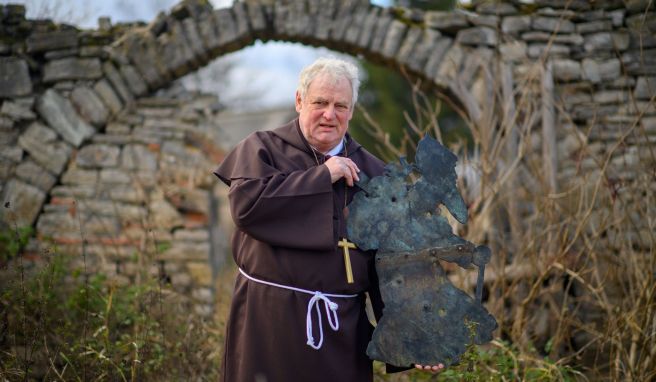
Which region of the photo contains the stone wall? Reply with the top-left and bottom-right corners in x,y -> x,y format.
0,0 -> 655,319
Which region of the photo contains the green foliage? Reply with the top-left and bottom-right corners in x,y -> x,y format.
0,226 -> 33,262
374,339 -> 582,381
351,61 -> 472,161
0,253 -> 222,381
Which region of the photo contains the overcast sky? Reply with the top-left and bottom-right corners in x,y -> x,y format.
5,0 -> 390,110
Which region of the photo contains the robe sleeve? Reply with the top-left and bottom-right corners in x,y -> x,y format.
214,132 -> 335,251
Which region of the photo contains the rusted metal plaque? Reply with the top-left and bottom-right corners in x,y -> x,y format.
347,135 -> 497,367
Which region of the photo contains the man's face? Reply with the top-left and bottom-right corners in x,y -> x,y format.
296,73 -> 354,153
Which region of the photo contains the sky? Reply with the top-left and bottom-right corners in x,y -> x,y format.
4,0 -> 390,110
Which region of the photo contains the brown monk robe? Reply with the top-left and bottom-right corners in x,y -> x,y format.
214,119 -> 393,382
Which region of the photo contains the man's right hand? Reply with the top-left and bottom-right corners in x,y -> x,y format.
324,156 -> 360,186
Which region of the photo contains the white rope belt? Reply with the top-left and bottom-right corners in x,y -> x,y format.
238,268 -> 358,350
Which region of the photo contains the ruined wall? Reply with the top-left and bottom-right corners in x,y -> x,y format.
0,0 -> 654,320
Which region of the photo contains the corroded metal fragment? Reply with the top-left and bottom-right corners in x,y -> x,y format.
367,246 -> 497,367
347,135 -> 497,367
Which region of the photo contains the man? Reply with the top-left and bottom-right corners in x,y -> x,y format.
214,57 -> 442,381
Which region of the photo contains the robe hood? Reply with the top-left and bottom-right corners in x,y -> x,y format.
271,118 -> 363,158
214,118 -> 363,186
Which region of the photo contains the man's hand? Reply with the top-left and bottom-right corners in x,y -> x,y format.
415,363 -> 445,373
324,156 -> 360,186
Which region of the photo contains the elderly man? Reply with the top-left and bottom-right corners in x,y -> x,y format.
214,57 -> 442,381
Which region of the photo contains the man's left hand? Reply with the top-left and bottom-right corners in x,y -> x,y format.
415,363 -> 445,373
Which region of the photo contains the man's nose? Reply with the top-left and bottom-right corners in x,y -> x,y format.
323,105 -> 335,120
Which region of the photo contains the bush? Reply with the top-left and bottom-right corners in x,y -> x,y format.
0,246 -> 222,381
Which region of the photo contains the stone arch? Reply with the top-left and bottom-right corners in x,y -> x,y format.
1,0 -> 654,320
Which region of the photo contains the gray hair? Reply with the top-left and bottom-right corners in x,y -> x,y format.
297,57 -> 360,108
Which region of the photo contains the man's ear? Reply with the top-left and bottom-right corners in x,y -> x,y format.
295,91 -> 302,113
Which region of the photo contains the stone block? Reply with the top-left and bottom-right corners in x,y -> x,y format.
553,59 -> 581,81
187,262 -> 212,286
434,44 -> 465,86
93,79 -> 123,115
50,185 -> 96,198
634,77 -> 656,99
626,12 -> 656,32
44,48 -> 79,60
609,9 -> 625,27
103,62 -> 133,104
246,3 -> 267,32
149,198 -> 184,231
584,32 -> 629,52
582,58 -> 620,83
18,122 -> 72,175
357,7 -> 380,48
0,146 -> 22,162
15,160 -> 57,191
594,90 -> 628,104
0,58 -> 32,98
156,23 -> 194,77
466,14 -> 498,28
198,12 -> 221,54
527,43 -> 570,58
456,26 -> 497,46
165,187 -> 209,214
99,168 -> 132,184
115,32 -> 169,90
70,86 -> 109,127
172,272 -> 192,288
423,37 -> 453,80
173,228 -> 209,242
0,101 -> 36,121
233,2 -> 252,40
43,58 -> 103,82
534,0 -> 591,10
521,31 -> 583,45
76,144 -> 120,168
26,30 -> 78,53
476,2 -> 517,16
628,30 -> 656,49
92,134 -> 131,145
215,8 -> 238,47
108,186 -> 146,203
381,20 -> 407,58
183,17 -> 209,61
501,15 -> 531,34
404,29 -> 441,73
36,89 -> 95,147
424,11 -> 469,33
61,167 -> 98,185
622,49 -> 656,75
192,287 -> 213,303
344,7 -> 369,45
333,3 -> 368,42
500,41 -> 527,62
396,26 -> 423,68
576,20 -> 613,34
532,17 -> 575,34
0,179 -> 46,226
121,144 -> 158,170
119,65 -> 148,97
369,10 -> 393,54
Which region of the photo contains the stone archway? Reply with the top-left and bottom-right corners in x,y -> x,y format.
1,0 -> 654,324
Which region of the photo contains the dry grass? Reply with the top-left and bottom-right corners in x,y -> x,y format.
356,50 -> 655,380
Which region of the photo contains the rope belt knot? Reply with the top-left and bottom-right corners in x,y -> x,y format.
238,268 -> 357,350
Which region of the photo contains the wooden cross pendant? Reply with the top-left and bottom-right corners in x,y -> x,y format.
338,237 -> 356,284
